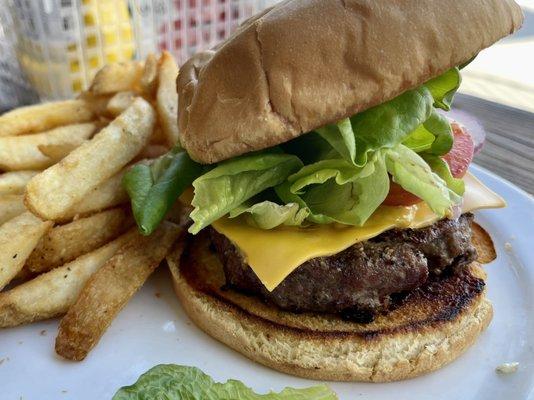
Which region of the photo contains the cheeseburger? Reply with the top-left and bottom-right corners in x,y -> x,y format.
126,0 -> 523,382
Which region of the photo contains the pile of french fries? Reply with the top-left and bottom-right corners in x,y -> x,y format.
0,52 -> 185,361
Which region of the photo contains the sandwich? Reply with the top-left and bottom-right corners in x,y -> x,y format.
124,0 -> 523,382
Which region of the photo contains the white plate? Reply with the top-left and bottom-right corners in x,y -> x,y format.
1,164 -> 533,400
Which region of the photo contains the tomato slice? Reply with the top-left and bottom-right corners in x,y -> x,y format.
443,122 -> 475,178
382,181 -> 421,206
383,122 -> 475,206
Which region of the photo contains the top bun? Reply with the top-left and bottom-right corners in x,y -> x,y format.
178,0 -> 523,164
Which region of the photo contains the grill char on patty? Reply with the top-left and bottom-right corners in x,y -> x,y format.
209,213 -> 477,315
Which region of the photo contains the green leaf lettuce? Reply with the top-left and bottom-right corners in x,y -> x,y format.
275,153 -> 390,226
123,147 -> 203,235
424,155 -> 465,196
385,144 -> 461,215
316,87 -> 434,165
403,109 -> 453,156
112,364 -> 338,400
424,67 -> 461,111
229,201 -> 309,229
189,151 -> 303,234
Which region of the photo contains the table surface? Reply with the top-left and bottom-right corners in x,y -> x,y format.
454,94 -> 534,194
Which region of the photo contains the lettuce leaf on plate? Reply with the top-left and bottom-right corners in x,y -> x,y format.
112,364 -> 338,400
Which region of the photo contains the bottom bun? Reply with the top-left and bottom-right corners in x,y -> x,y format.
167,225 -> 495,382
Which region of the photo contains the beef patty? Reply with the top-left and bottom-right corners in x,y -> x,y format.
209,213 -> 477,316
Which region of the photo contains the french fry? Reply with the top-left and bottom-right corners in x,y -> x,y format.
140,54 -> 158,97
0,100 -> 94,137
55,222 -> 181,361
0,212 -> 52,291
89,61 -> 144,95
78,92 -> 112,117
38,142 -> 84,163
0,171 -> 38,195
13,266 -> 34,284
63,159 -> 154,220
0,229 -> 136,328
26,208 -> 133,274
25,98 -> 155,220
156,52 -> 180,146
106,91 -> 137,117
0,123 -> 96,171
0,195 -> 26,225
61,167 -> 129,221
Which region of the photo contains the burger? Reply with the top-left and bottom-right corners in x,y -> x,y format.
125,0 -> 523,382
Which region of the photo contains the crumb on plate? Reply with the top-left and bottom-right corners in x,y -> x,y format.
496,362 -> 519,374
504,242 -> 513,253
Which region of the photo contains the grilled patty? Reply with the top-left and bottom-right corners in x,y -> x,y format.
210,213 -> 477,316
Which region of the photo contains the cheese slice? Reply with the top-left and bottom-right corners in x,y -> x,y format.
211,173 -> 505,291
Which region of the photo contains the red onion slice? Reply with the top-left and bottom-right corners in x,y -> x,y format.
438,109 -> 486,155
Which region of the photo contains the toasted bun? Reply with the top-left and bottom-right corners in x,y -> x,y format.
178,0 -> 523,163
167,226 -> 496,382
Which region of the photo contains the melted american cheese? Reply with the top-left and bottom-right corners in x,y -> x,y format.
211,173 -> 505,291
